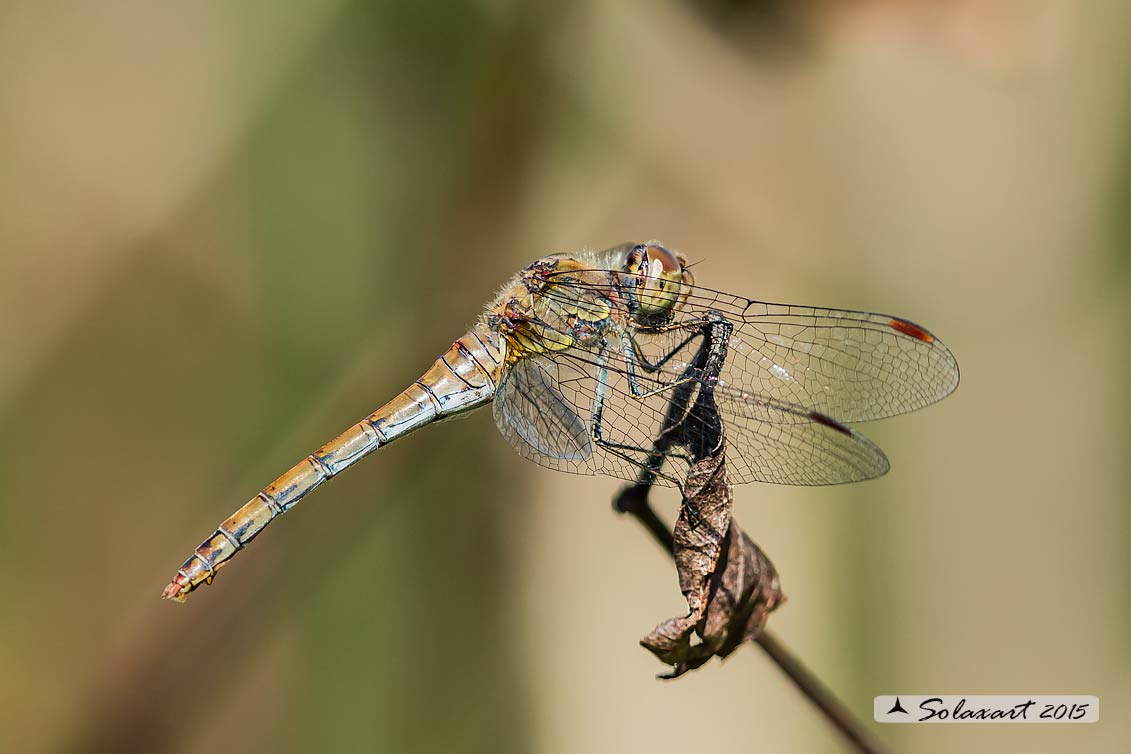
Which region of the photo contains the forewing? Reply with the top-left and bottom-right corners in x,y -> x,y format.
541,275 -> 959,423
671,285 -> 959,422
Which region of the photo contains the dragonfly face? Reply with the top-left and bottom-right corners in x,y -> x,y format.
164,241 -> 958,602
620,242 -> 694,322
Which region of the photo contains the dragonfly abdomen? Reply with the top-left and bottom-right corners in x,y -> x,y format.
162,327 -> 504,602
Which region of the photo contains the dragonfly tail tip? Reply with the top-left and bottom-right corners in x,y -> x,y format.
162,580 -> 189,603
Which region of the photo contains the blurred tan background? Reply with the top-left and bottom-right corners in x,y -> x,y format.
1,1 -> 1128,752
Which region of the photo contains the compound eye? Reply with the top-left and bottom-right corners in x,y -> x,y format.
642,244 -> 681,277
632,243 -> 687,319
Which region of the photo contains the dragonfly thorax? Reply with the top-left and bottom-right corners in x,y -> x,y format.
488,276 -> 613,363
487,243 -> 695,362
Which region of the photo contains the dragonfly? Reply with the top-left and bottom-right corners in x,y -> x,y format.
163,242 -> 959,602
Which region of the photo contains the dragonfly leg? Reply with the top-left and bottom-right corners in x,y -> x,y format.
617,339 -> 687,401
647,314 -> 732,528
587,314 -> 734,491
631,313 -> 733,487
589,349 -> 688,487
620,321 -> 718,400
632,327 -> 703,373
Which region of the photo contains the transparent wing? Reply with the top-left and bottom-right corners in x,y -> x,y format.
493,356 -> 593,463
515,272 -> 958,485
494,344 -> 891,487
540,275 -> 960,423
714,391 -> 890,485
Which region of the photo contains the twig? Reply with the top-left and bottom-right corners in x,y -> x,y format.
614,485 -> 891,754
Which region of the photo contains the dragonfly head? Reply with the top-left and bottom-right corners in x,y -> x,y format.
624,242 -> 693,323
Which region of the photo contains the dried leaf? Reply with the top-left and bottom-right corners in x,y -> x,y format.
640,451 -> 783,678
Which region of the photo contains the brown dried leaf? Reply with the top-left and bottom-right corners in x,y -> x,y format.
640,451 -> 783,678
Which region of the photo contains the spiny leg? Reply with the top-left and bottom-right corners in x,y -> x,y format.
665,314 -> 731,531
620,338 -> 697,401
624,314 -> 732,532
620,314 -> 732,401
632,326 -> 705,374
591,327 -> 715,526
618,325 -> 705,401
589,348 -> 688,488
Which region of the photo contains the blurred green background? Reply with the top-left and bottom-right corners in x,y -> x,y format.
1,1 -> 1128,752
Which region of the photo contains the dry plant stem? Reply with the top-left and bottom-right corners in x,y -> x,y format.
614,485 -> 891,754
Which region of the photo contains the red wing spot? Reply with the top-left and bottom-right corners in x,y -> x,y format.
809,411 -> 853,437
888,318 -> 934,343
